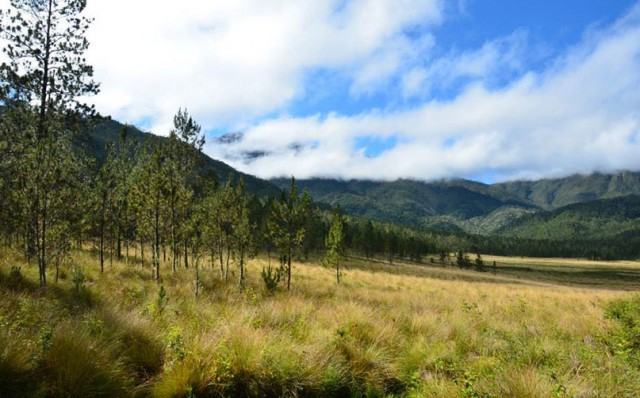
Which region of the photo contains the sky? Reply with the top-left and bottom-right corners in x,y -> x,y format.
2,0 -> 640,183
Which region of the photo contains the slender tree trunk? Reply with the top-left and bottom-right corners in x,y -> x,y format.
99,216 -> 104,273
39,202 -> 48,287
224,234 -> 231,281
184,240 -> 189,269
194,258 -> 200,298
154,194 -> 161,281
218,237 -> 224,278
287,248 -> 291,291
239,255 -> 245,289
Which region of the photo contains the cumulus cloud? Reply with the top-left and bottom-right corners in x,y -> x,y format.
79,0 -> 442,133
213,2 -> 640,182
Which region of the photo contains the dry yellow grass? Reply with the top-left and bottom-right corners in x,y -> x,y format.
1,248 -> 640,397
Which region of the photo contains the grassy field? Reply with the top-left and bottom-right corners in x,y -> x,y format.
1,247 -> 640,397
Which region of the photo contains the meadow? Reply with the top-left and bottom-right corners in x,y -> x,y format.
1,247 -> 640,397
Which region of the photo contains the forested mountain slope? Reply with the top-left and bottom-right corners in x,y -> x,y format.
274,173 -> 640,235
271,178 -> 537,232
494,171 -> 640,210
497,194 -> 640,240
86,117 -> 279,197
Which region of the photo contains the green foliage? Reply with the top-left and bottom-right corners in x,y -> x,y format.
0,0 -> 98,287
165,327 -> 187,370
152,285 -> 169,316
72,264 -> 85,293
605,295 -> 640,366
8,265 -> 21,281
261,263 -> 282,293
322,206 -> 346,284
268,177 -> 313,290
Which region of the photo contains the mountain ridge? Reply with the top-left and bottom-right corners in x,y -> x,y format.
272,172 -> 640,235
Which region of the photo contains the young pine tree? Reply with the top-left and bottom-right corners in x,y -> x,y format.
267,177 -> 312,290
323,206 -> 346,284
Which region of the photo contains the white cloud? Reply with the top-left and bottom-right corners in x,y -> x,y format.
79,0 -> 442,134
401,29 -> 529,99
213,3 -> 640,182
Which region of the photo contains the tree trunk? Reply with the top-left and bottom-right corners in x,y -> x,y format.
99,217 -> 104,273
39,201 -> 48,287
154,192 -> 161,281
184,240 -> 189,269
224,234 -> 231,282
287,248 -> 291,291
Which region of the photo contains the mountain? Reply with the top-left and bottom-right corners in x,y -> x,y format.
86,117 -> 279,197
271,178 -> 538,232
273,172 -> 640,235
497,195 -> 640,241
495,171 -> 640,210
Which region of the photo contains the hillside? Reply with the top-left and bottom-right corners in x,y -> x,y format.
273,173 -> 640,236
497,195 -> 640,240
86,117 -> 279,197
271,178 -> 537,232
495,171 -> 640,210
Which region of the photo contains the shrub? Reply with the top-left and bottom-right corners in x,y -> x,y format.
72,264 -> 85,293
9,266 -> 21,281
150,285 -> 169,316
261,264 -> 282,294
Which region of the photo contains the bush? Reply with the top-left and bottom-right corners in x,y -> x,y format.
261,264 -> 282,294
72,264 -> 85,293
9,266 -> 21,281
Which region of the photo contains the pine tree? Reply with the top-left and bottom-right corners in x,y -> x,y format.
166,108 -> 204,272
268,177 -> 312,290
230,179 -> 255,289
323,206 -> 346,284
0,0 -> 98,287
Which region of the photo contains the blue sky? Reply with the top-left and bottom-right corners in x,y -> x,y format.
4,0 -> 638,182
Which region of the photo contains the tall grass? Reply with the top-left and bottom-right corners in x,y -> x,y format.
1,246 -> 640,396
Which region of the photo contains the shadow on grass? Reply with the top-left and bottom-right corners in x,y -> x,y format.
344,255 -> 640,290
0,266 -> 101,316
497,265 -> 640,290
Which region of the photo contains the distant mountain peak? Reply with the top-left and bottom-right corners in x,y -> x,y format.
215,132 -> 244,145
